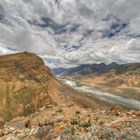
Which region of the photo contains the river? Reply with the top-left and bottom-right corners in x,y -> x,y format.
63,79 -> 140,110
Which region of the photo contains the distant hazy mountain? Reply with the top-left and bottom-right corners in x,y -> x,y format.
52,62 -> 119,75
52,67 -> 67,75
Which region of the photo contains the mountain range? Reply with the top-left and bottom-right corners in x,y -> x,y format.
52,62 -> 140,88
52,62 -> 119,75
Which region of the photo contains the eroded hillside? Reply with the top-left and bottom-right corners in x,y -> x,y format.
0,52 -> 68,120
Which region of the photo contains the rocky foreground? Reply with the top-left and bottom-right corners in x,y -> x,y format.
0,104 -> 140,140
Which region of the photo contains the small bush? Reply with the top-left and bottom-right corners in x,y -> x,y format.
70,118 -> 79,125
75,111 -> 80,115
99,120 -> 104,125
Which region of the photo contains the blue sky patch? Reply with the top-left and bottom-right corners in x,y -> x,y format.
46,59 -> 53,64
103,21 -> 127,38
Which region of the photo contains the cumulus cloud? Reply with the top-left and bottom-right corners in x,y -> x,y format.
0,0 -> 140,68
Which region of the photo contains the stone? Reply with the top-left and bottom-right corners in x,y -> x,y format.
17,133 -> 26,139
55,136 -> 61,140
52,116 -> 65,123
36,127 -> 44,139
4,135 -> 19,140
29,127 -> 38,135
9,127 -> 16,131
0,129 -> 4,137
58,127 -> 71,136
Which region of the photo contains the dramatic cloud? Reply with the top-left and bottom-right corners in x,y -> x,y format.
0,0 -> 140,68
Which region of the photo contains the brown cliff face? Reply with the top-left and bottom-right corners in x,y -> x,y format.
0,52 -> 66,120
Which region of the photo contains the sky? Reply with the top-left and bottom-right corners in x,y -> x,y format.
0,0 -> 140,68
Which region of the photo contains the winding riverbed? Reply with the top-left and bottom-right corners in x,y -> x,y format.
63,79 -> 140,110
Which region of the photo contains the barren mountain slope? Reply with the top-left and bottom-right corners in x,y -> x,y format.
0,52 -> 70,120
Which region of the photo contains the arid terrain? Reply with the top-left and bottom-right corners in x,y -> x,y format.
0,52 -> 140,140
1,0 -> 140,139
66,65 -> 140,101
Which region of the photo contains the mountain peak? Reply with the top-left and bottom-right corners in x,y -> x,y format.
109,62 -> 118,66
0,51 -> 45,66
0,51 -> 38,58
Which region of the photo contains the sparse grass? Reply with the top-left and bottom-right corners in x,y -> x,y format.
71,126 -> 75,135
56,108 -> 63,113
81,120 -> 91,128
